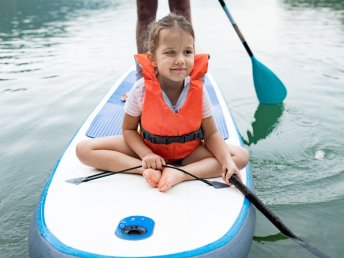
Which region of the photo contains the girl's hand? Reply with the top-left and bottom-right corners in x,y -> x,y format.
221,159 -> 241,185
142,153 -> 166,170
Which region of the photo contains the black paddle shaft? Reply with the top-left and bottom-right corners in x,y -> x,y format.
230,175 -> 331,258
218,0 -> 254,57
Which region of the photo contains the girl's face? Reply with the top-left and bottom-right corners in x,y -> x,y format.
149,27 -> 195,84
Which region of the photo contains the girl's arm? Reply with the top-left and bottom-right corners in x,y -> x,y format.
201,116 -> 241,181
122,113 -> 165,170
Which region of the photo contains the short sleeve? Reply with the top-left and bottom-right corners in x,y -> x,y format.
202,87 -> 213,118
124,78 -> 145,117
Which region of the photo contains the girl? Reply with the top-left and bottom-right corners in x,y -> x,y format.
76,13 -> 249,192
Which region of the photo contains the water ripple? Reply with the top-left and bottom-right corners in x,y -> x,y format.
251,137 -> 344,205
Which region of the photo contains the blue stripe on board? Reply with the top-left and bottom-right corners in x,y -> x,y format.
86,72 -> 229,140
203,76 -> 229,140
86,71 -> 135,138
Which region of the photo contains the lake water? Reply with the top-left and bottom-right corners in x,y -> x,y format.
0,0 -> 343,257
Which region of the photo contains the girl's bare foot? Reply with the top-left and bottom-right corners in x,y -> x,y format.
158,167 -> 187,192
143,168 -> 162,188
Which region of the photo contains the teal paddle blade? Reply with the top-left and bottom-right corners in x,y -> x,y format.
251,56 -> 287,104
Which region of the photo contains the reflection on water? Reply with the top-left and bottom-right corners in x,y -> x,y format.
0,0 -> 120,37
0,0 -> 121,81
283,0 -> 344,10
283,0 -> 344,25
253,232 -> 288,243
243,104 -> 284,146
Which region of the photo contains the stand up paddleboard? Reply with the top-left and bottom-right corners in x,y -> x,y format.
29,68 -> 255,257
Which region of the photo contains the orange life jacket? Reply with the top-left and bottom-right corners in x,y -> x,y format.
135,53 -> 208,161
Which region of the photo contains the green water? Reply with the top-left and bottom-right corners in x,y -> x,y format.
0,0 -> 343,257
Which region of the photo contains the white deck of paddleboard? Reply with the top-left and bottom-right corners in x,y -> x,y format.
36,69 -> 253,257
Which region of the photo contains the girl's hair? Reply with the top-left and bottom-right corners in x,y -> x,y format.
146,13 -> 194,54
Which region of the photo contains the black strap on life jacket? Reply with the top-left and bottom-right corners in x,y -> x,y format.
141,125 -> 203,145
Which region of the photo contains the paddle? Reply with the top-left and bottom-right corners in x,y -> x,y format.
229,175 -> 330,258
218,0 -> 287,104
66,165 -> 229,188
243,103 -> 284,145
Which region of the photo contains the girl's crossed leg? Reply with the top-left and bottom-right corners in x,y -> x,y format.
76,137 -> 248,192
76,136 -> 164,188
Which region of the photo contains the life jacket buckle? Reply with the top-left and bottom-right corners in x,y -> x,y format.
181,135 -> 187,143
162,137 -> 168,145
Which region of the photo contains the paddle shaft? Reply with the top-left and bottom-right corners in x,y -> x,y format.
81,166 -> 141,183
79,165 -> 213,186
218,0 -> 253,57
230,175 -> 330,258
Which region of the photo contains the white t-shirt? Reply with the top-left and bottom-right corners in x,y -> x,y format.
124,76 -> 213,118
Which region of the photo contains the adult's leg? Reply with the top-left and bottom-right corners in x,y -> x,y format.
136,0 -> 158,53
168,0 -> 191,21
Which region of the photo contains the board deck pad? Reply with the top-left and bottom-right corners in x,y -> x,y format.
86,71 -> 229,139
